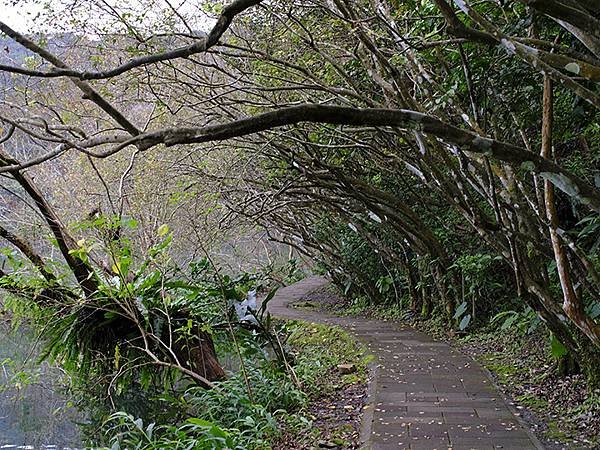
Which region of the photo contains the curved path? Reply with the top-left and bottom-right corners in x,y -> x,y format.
268,277 -> 544,450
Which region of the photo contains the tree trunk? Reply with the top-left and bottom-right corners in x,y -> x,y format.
0,151 -> 99,297
432,263 -> 454,318
540,76 -> 600,348
405,262 -> 421,313
173,329 -> 226,383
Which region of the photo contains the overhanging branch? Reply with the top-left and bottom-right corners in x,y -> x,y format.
94,104 -> 600,213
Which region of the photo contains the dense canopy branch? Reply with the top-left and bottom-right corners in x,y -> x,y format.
0,21 -> 140,135
98,104 -> 600,213
434,0 -> 600,106
1,0 -> 600,419
519,0 -> 600,39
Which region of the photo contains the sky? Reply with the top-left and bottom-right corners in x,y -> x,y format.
0,1 -> 43,32
0,0 -> 214,35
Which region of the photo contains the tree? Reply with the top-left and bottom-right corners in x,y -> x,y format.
0,0 -> 599,385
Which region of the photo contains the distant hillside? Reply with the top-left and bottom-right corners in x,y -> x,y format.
0,37 -> 31,63
0,32 -> 80,65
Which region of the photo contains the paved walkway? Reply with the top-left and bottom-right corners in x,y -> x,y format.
268,277 -> 543,450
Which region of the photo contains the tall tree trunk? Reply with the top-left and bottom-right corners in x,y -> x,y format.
403,255 -> 420,312
540,76 -> 600,347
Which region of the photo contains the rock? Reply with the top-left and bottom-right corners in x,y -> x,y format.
317,440 -> 338,449
337,363 -> 356,374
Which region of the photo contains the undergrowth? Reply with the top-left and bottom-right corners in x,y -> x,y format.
101,320 -> 368,449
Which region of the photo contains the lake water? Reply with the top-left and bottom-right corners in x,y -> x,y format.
0,320 -> 82,449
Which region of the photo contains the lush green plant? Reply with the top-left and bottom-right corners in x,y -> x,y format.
0,215 -> 303,446
96,319 -> 367,449
103,413 -> 240,450
450,253 -> 507,329
490,307 -> 541,334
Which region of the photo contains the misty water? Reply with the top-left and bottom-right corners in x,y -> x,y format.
0,320 -> 82,449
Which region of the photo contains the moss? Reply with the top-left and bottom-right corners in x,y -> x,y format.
340,373 -> 361,386
484,362 -> 519,381
286,321 -> 371,394
543,421 -> 573,441
330,424 -> 354,445
362,353 -> 376,365
515,393 -> 548,409
290,301 -> 320,310
479,353 -> 519,383
287,321 -> 365,366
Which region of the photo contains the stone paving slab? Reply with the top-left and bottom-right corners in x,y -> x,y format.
267,277 -> 544,450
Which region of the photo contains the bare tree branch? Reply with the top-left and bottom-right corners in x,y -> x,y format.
0,0 -> 262,81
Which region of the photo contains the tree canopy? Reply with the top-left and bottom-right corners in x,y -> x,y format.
0,0 -> 599,401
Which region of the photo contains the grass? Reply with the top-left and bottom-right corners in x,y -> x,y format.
479,353 -> 520,382
285,320 -> 370,396
544,420 -> 573,441
273,320 -> 371,449
515,393 -> 549,409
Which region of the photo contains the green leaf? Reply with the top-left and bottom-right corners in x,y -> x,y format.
550,334 -> 568,359
500,314 -> 518,331
453,301 -> 468,319
459,314 -> 471,330
157,224 -> 170,237
145,422 -> 155,439
490,310 -> 516,325
520,160 -> 535,172
133,417 -> 144,430
564,62 -> 580,74
186,417 -> 214,427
